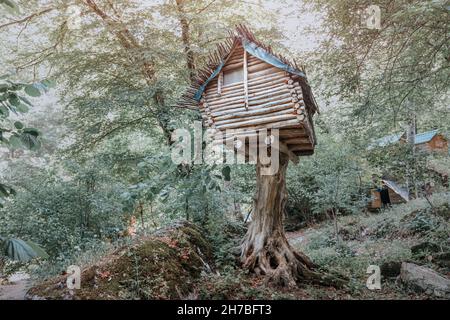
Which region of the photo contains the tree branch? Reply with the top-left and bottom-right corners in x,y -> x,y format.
0,7 -> 55,29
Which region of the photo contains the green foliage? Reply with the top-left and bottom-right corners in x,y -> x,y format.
0,161 -> 129,261
0,76 -> 51,206
0,78 -> 47,150
288,133 -> 368,221
406,209 -> 440,234
0,0 -> 19,14
0,237 -> 48,262
296,193 -> 450,286
367,142 -> 432,193
304,0 -> 449,137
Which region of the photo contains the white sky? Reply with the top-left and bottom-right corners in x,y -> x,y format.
261,0 -> 324,53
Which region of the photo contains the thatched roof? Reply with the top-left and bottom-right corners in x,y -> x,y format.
178,25 -> 319,114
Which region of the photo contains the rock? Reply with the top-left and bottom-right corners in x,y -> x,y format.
380,261 -> 402,278
400,262 -> 450,298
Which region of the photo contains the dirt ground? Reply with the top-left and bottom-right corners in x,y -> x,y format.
0,272 -> 32,300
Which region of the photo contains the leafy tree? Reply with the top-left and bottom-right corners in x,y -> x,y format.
308,139 -> 367,243
303,0 -> 449,138
0,159 -> 128,259
0,76 -> 55,261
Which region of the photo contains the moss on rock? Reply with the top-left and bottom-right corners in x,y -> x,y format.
26,221 -> 213,300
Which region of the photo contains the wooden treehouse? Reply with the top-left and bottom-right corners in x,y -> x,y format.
178,26 -> 333,286
179,25 -> 319,163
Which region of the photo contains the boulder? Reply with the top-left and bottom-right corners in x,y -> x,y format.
400,262 -> 450,298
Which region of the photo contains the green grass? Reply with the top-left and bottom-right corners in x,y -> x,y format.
292,192 -> 450,288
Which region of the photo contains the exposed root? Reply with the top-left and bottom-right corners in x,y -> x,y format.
240,154 -> 347,288
241,230 -> 346,288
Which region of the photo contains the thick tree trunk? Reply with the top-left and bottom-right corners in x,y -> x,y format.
241,155 -> 344,287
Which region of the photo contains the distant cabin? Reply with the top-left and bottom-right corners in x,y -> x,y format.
179,26 -> 319,162
414,130 -> 448,153
370,179 -> 409,210
369,129 -> 448,154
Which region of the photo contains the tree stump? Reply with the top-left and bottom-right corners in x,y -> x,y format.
240,154 -> 345,288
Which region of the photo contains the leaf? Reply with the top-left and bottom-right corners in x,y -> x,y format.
23,128 -> 39,137
0,105 -> 9,117
20,132 -> 40,150
41,79 -> 56,88
19,95 -> 33,106
24,84 -> 41,97
0,0 -> 20,14
8,94 -> 20,106
221,165 -> 231,181
0,83 -> 9,92
8,134 -> 21,148
24,240 -> 49,259
14,121 -> 23,129
2,238 -> 45,262
0,184 -> 10,197
15,102 -> 29,113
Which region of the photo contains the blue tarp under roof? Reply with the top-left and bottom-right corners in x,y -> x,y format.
193,39 -> 306,102
242,39 -> 306,78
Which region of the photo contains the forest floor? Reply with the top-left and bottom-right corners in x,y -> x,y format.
196,194 -> 449,300
0,272 -> 31,300
9,194 -> 450,300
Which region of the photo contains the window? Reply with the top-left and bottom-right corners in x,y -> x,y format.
223,68 -> 243,86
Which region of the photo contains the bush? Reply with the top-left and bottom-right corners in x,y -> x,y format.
0,165 -> 129,264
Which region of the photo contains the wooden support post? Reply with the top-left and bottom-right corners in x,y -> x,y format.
243,50 -> 248,110
279,141 -> 299,164
218,72 -> 223,96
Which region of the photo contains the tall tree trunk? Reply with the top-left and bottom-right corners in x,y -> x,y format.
83,0 -> 173,144
175,0 -> 196,83
241,155 -> 322,287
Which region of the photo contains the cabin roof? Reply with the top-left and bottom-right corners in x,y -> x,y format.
415,129 -> 439,144
382,179 -> 409,202
369,129 -> 442,149
371,132 -> 404,148
178,25 -> 318,113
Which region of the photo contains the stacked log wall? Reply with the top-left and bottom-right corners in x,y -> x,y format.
200,44 -> 313,154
